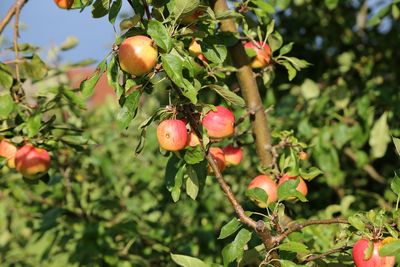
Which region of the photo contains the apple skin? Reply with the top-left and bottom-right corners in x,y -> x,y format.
222,145 -> 243,166
278,174 -> 308,197
15,144 -> 51,180
180,8 -> 204,24
208,147 -> 226,173
189,39 -> 208,63
0,139 -> 18,168
244,41 -> 272,69
157,119 -> 188,151
118,36 -> 158,76
202,106 -> 235,139
247,175 -> 278,207
186,130 -> 201,147
352,239 -> 395,267
54,0 -> 74,9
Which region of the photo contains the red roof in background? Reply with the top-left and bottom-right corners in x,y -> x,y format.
66,68 -> 117,108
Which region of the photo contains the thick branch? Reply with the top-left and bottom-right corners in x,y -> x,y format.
0,0 -> 27,35
209,0 -> 272,167
274,218 -> 349,244
301,245 -> 352,263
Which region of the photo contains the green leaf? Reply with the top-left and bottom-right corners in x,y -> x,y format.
107,56 -> 123,97
277,178 -> 307,202
63,87 -> 86,109
324,0 -> 339,10
251,0 -> 275,14
348,214 -> 365,231
369,112 -> 391,159
203,44 -> 227,64
279,260 -> 307,267
278,242 -> 309,254
186,165 -> 199,200
26,114 -> 42,138
393,137 -> 400,156
165,155 -> 185,202
170,0 -> 199,17
116,90 -> 141,129
300,79 -> 319,100
299,167 -> 322,181
0,63 -> 13,90
364,240 -> 374,260
218,218 -> 242,239
281,61 -> 297,81
391,175 -> 400,195
384,223 -> 399,239
285,57 -> 310,70
222,229 -> 252,265
267,32 -> 283,52
207,84 -> 245,107
0,92 -> 14,118
279,42 -> 294,56
60,36 -> 79,51
367,4 -> 391,27
108,0 -> 122,25
184,146 -> 205,164
81,59 -> 107,98
92,0 -> 110,18
379,240 -> 400,256
147,20 -> 172,52
20,54 -> 48,80
171,253 -> 209,267
246,187 -> 269,208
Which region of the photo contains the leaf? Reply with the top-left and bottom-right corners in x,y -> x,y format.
367,4 -> 391,27
60,36 -> 79,51
393,137 -> 400,156
391,175 -> 400,195
369,112 -> 391,159
299,167 -> 322,181
165,154 -> 185,202
107,56 -> 123,97
0,63 -> 13,90
300,79 -> 319,100
348,214 -> 365,231
246,187 -> 269,208
252,0 -> 275,14
147,20 -> 172,52
108,0 -> 122,25
80,58 -> 107,98
63,87 -> 86,109
26,114 -> 42,138
92,0 -> 110,18
203,44 -> 227,64
279,260 -> 307,267
364,240 -> 374,260
278,242 -> 309,254
324,0 -> 339,10
384,223 -> 399,239
379,240 -> 400,256
171,253 -> 209,267
171,0 -> 199,17
218,218 -> 242,239
20,54 -> 48,80
0,92 -> 14,118
277,178 -> 308,202
184,146 -> 205,164
281,61 -> 297,81
116,90 -> 141,129
186,165 -> 199,200
222,229 -> 252,265
208,85 -> 245,107
267,32 -> 283,52
279,42 -> 294,56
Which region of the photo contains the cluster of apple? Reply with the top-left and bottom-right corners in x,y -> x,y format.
0,139 -> 51,180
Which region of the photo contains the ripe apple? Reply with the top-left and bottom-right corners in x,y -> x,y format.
352,238 -> 395,267
278,174 -> 308,197
247,175 -> 278,207
222,145 -> 243,166
186,130 -> 201,147
208,147 -> 226,173
202,106 -> 235,139
157,119 -> 188,151
180,8 -> 204,24
244,41 -> 272,69
15,144 -> 51,180
299,151 -> 308,161
118,36 -> 158,76
54,0 -> 74,9
0,139 -> 17,168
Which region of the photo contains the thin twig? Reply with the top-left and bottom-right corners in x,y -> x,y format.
13,0 -> 24,84
301,245 -> 352,263
0,0 -> 27,35
141,0 -> 152,19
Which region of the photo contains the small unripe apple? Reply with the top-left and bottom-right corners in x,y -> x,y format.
222,145 -> 243,166
278,174 -> 308,197
352,238 -> 395,267
202,106 -> 235,139
244,41 -> 272,69
188,38 -> 208,63
15,144 -> 51,180
186,130 -> 201,147
208,147 -> 226,173
157,119 -> 188,151
180,8 -> 204,24
299,151 -> 308,161
54,0 -> 74,9
118,36 -> 158,76
0,139 -> 17,168
247,175 -> 278,207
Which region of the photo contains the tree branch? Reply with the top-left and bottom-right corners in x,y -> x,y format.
0,0 -> 27,35
274,218 -> 349,244
141,0 -> 152,19
301,245 -> 352,263
209,0 -> 273,168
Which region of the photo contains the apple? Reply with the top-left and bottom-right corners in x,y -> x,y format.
180,8 -> 204,24
15,144 -> 51,180
244,41 -> 272,69
186,130 -> 201,147
299,151 -> 308,161
208,147 -> 226,173
189,38 -> 208,63
352,238 -> 395,267
247,175 -> 278,207
54,0 -> 74,9
157,119 -> 188,151
278,174 -> 308,197
202,106 -> 235,139
0,139 -> 17,168
118,36 -> 158,76
222,145 -> 243,166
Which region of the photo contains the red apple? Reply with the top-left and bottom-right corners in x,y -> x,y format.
54,0 -> 74,9
202,106 -> 235,139
15,144 -> 51,180
248,175 -> 278,207
208,147 -> 226,173
244,41 -> 272,69
157,119 -> 188,151
186,130 -> 201,147
278,174 -> 308,197
0,139 -> 17,168
118,36 -> 158,76
352,238 -> 395,267
180,8 -> 204,24
222,145 -> 243,166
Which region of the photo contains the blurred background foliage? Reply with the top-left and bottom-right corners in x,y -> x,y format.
0,0 -> 400,266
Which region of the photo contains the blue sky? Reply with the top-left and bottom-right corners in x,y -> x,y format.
0,1 -> 132,64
